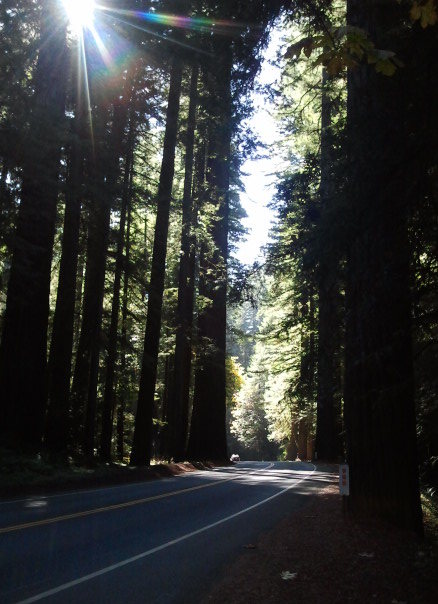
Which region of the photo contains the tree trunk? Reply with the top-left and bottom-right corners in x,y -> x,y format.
287,420 -> 298,460
168,64 -> 199,461
158,354 -> 172,459
116,168 -> 133,462
0,1 -> 67,451
315,68 -> 340,461
69,141 -> 108,456
344,0 -> 422,533
45,99 -> 85,457
187,46 -> 232,462
130,58 -> 183,466
298,418 -> 308,461
70,93 -> 130,457
100,111 -> 136,461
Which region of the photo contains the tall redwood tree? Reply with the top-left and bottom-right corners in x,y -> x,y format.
0,1 -> 68,450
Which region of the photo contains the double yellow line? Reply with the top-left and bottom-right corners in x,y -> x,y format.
1,463 -> 275,536
0,476 -> 237,535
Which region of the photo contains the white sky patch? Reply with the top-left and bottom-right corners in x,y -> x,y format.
235,27 -> 285,266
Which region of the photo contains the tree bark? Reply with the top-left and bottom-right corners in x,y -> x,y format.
130,58 -> 183,466
287,420 -> 298,461
69,128 -> 108,456
0,1 -> 67,451
187,46 -> 232,462
315,68 -> 340,461
70,89 -> 131,457
298,418 -> 308,460
344,0 -> 423,533
116,166 -> 133,462
45,98 -> 85,457
168,64 -> 199,461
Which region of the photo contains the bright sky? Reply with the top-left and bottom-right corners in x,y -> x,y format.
235,28 -> 285,266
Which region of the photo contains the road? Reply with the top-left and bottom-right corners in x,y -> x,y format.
0,461 -> 325,604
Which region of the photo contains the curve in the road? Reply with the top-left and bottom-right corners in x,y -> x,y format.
15,462 -> 315,604
0,463 -> 275,536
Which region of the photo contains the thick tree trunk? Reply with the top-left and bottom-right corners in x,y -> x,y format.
344,0 -> 423,533
187,46 -> 232,462
130,59 -> 183,466
298,418 -> 308,460
168,64 -> 199,461
0,2 -> 67,450
315,68 -> 340,461
287,421 -> 298,460
45,103 -> 85,457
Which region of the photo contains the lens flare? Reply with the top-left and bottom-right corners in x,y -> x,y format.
100,7 -> 253,35
62,0 -> 96,34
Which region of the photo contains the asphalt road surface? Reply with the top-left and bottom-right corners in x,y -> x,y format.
0,461 -> 330,604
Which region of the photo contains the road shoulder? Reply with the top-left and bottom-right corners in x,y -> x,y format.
204,466 -> 438,604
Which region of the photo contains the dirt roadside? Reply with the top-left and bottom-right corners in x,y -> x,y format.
0,458 -> 222,499
203,467 -> 438,604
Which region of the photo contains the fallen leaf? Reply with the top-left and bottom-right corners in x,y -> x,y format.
358,552 -> 375,558
281,571 -> 298,581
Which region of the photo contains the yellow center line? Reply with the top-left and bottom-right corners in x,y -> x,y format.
0,465 -> 273,535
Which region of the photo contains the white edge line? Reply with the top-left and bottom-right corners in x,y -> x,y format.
16,463 -> 316,604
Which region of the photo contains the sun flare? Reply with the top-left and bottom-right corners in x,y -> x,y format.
62,0 -> 96,34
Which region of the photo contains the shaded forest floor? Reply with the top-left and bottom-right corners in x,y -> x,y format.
0,448 -> 221,498
204,467 -> 438,604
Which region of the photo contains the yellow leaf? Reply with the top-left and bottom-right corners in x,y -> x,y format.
420,0 -> 438,27
326,57 -> 343,76
410,0 -> 438,28
410,1 -> 422,21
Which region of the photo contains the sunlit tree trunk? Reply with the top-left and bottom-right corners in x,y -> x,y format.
187,45 -> 232,462
168,64 -> 199,461
287,420 -> 298,460
130,58 -> 183,466
116,167 -> 133,462
71,85 -> 131,457
0,1 -> 68,450
298,418 -> 308,460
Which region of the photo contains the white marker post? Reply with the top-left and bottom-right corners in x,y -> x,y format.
339,464 -> 349,517
339,464 -> 349,496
